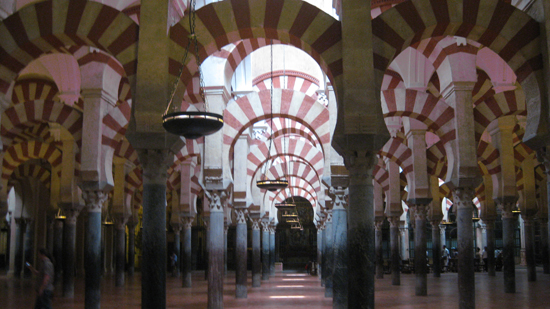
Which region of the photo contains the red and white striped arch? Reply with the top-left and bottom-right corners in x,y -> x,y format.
473,89 -> 526,141
263,159 -> 322,192
11,79 -> 59,105
169,0 -> 343,104
381,70 -> 405,91
378,137 -> 413,175
381,89 -> 455,143
371,0 -> 543,146
373,158 -> 390,192
0,0 -> 139,95
271,186 -> 317,208
8,163 -> 52,190
2,140 -> 62,193
477,140 -> 500,175
114,138 -> 139,167
1,100 -> 82,150
102,100 -> 131,149
253,70 -> 320,99
427,141 -> 447,179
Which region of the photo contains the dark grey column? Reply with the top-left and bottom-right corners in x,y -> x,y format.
235,209 -> 247,298
251,218 -> 261,287
224,223 -> 228,276
454,188 -> 475,308
206,190 -> 225,309
374,220 -> 384,279
172,225 -> 181,278
136,149 -> 171,309
388,217 -> 400,286
499,201 -> 517,294
82,190 -> 108,309
347,154 -> 376,309
431,221 -> 441,278
127,221 -> 136,277
333,206 -> 348,309
523,217 -> 536,282
540,218 -> 549,274
269,226 -> 275,276
485,220 -> 496,276
182,217 -> 194,287
114,216 -> 128,287
47,219 -> 55,256
413,204 -> 428,296
54,219 -> 64,283
321,226 -> 326,286
14,218 -> 26,278
204,217 -> 209,281
62,207 -> 80,298
324,211 -> 333,298
23,219 -> 33,278
317,226 -> 322,279
261,222 -> 270,280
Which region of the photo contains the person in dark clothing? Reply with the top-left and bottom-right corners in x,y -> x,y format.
27,248 -> 54,309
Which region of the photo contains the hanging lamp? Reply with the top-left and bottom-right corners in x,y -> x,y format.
55,207 -> 66,220
275,202 -> 296,210
256,41 -> 288,191
162,0 -> 223,139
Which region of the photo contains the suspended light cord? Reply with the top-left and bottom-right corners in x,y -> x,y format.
267,40 -> 274,171
164,0 -> 205,116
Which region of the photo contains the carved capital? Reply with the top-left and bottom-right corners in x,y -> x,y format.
344,151 -> 377,185
452,187 -> 475,210
251,218 -> 261,230
495,200 -> 517,219
387,216 -> 400,228
205,189 -> 227,213
261,221 -> 270,232
136,149 -> 172,184
182,217 -> 194,229
113,213 -> 129,230
82,190 -> 108,213
374,219 -> 384,231
329,186 -> 349,210
413,205 -> 428,221
326,210 -> 333,223
235,209 -> 247,225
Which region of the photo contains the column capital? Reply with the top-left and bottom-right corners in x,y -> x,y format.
81,190 -> 109,213
413,204 -> 428,221
235,208 -> 247,225
329,186 -> 349,210
495,197 -> 518,219
387,216 -> 400,227
374,219 -> 384,231
261,221 -> 270,232
113,213 -> 129,230
343,151 -> 377,185
182,217 -> 194,229
60,202 -> 84,224
250,217 -> 261,230
205,189 -> 227,213
136,149 -> 173,184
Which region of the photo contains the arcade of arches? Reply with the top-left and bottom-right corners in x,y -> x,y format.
1,0 -> 550,308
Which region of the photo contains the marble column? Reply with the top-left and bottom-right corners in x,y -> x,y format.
413,205 -> 428,296
62,207 -> 81,297
235,209 -> 248,298
523,217 -> 536,282
172,224 -> 182,278
114,215 -> 128,286
332,191 -> 348,309
346,153 -> 376,308
82,190 -> 108,309
103,222 -> 114,275
439,225 -> 446,249
224,223 -> 228,276
182,217 -> 194,288
205,190 -> 226,309
324,211 -> 334,298
374,219 -> 384,279
53,219 -> 63,283
13,218 -> 26,278
47,219 -> 55,256
127,220 -> 136,277
499,201 -> 517,293
251,218 -> 261,287
261,221 -> 270,280
321,224 -> 326,286
137,149 -> 171,308
431,221 -> 441,278
540,218 -> 549,274
388,217 -> 400,285
317,224 -> 323,279
204,217 -> 209,281
269,225 -> 276,276
454,188 -> 476,307
484,220 -> 496,276
23,219 -> 33,278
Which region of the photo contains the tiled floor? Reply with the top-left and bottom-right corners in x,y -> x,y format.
2,268 -> 550,308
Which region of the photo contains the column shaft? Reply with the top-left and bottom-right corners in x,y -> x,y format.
389,218 -> 400,285
252,225 -> 261,287
14,220 -> 26,278
324,217 -> 334,298
62,220 -> 76,297
321,228 -> 326,286
85,211 -> 102,309
502,214 -> 516,293
523,218 -> 536,282
332,208 -> 348,309
182,225 -> 192,287
375,225 -> 383,279
540,219 -> 549,274
414,206 -> 427,296
173,231 -> 181,277
208,211 -> 224,309
431,223 -> 441,277
54,220 -> 63,283
455,188 -> 475,309
235,220 -> 247,298
115,224 -> 126,286
128,224 -> 136,277
269,230 -> 275,276
262,227 -> 269,280
317,228 -> 323,279
485,221 -> 496,276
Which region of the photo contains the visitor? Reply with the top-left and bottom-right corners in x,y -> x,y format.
441,245 -> 450,272
482,246 -> 488,272
27,248 -> 54,309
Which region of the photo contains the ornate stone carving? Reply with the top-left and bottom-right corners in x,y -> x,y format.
330,186 -> 349,210
452,187 -> 475,210
235,209 -> 247,225
326,210 -> 333,223
261,221 -> 270,232
251,218 -> 261,230
82,190 -> 108,213
182,217 -> 194,229
113,213 -> 129,230
344,151 -> 377,185
387,216 -> 400,228
204,189 -> 227,212
136,149 -> 172,184
413,205 -> 428,221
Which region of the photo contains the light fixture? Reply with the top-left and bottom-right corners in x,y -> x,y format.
275,203 -> 296,210
282,211 -> 297,218
103,210 -> 113,226
162,0 -> 223,139
286,218 -> 299,223
55,208 -> 66,220
256,41 -> 288,191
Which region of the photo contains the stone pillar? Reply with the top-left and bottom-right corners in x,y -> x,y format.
484,220 -> 496,276
413,204 -> 428,296
346,153 -> 377,308
453,188 -> 476,307
439,225 -> 446,249
82,190 -> 108,309
498,200 -> 517,293
540,218 -> 549,274
388,217 -> 400,285
224,222 -> 228,276
182,217 -> 194,287
269,224 -> 276,276
374,219 -> 384,279
317,224 -> 323,279
127,219 -> 137,277
47,218 -> 55,257
205,190 -> 226,309
204,217 -> 210,281
431,221 -> 441,277
62,206 -> 81,297
331,187 -> 348,309
136,149 -> 172,308
324,211 -> 334,297
103,221 -> 114,275
523,217 -> 536,282
171,223 -> 182,278
13,218 -> 26,278
53,219 -> 63,282
321,224 -> 326,286
251,217 -> 261,287
261,221 -> 270,281
114,214 -> 128,286
235,209 -> 248,298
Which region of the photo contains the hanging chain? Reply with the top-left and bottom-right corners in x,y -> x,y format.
164,0 -> 207,116
267,40 -> 274,166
